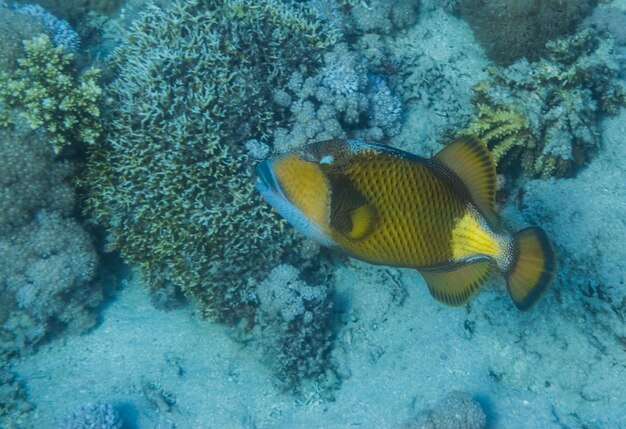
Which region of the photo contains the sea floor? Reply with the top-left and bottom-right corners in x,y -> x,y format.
8,3 -> 626,429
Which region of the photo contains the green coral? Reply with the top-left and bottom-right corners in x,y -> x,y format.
461,90 -> 538,172
83,0 -> 336,323
0,35 -> 102,154
464,29 -> 626,178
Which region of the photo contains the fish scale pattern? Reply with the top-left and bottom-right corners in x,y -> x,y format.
337,155 -> 464,266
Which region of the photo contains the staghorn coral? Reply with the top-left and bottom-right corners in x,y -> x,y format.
459,0 -> 596,66
83,0 -> 336,323
0,35 -> 102,154
463,29 -> 626,178
255,264 -> 335,391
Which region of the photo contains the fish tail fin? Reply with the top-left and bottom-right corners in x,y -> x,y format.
504,227 -> 557,311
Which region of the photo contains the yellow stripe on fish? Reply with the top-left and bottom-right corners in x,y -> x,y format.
255,137 -> 557,311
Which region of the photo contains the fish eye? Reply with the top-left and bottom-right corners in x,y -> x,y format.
319,154 -> 334,169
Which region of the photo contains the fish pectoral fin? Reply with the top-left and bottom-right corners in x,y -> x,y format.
420,259 -> 493,307
432,136 -> 498,225
329,174 -> 378,240
345,203 -> 378,240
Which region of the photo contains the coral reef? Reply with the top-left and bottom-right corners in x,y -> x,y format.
255,264 -> 335,391
0,127 -> 102,360
459,0 -> 596,65
405,391 -> 486,429
56,401 -> 123,429
0,367 -> 33,428
273,43 -> 403,151
0,3 -> 47,73
15,3 -> 80,52
460,87 -> 538,172
0,35 -> 102,154
345,0 -> 420,35
463,29 -> 626,178
83,0 -> 336,322
14,0 -> 126,21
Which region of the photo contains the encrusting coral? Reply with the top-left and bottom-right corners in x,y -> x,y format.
462,29 -> 626,178
83,0 -> 337,323
0,34 -> 102,154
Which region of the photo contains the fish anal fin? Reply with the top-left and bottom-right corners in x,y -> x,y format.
433,136 -> 498,223
420,260 -> 493,307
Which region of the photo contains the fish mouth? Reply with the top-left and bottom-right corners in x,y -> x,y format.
255,160 -> 283,197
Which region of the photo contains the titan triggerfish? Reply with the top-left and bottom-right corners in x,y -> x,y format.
255,137 -> 556,310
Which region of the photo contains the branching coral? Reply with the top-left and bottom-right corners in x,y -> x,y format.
0,35 -> 102,154
460,82 -> 539,173
255,264 -> 335,391
463,29 -> 626,178
83,0 -> 336,322
273,42 -> 403,151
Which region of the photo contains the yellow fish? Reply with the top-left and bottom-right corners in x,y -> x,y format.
255,137 -> 556,310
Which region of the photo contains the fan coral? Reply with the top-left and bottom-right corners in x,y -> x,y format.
83,0 -> 337,322
463,29 -> 626,178
0,35 -> 102,154
459,0 -> 596,65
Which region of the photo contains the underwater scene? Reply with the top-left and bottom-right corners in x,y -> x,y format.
1,0 -> 625,428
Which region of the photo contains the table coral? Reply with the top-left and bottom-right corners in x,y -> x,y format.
463,29 -> 626,178
83,0 -> 337,323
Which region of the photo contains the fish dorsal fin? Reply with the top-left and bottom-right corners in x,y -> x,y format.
433,136 -> 498,223
420,259 -> 493,307
329,174 -> 378,241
